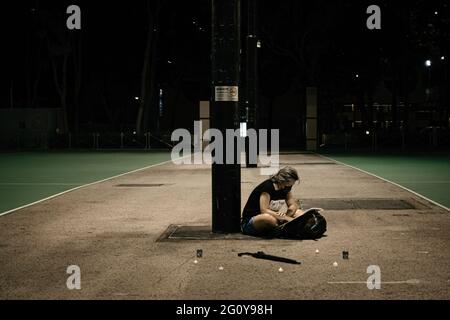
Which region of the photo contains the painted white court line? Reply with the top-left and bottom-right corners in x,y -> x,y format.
0,155 -> 189,218
328,279 -> 423,285
0,183 -> 82,186
317,154 -> 450,212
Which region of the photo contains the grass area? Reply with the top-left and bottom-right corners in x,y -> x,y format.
0,151 -> 171,214
321,151 -> 450,209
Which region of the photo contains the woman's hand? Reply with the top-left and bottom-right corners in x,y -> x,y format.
275,212 -> 294,224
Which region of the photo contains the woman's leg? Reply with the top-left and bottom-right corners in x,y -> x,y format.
251,214 -> 279,233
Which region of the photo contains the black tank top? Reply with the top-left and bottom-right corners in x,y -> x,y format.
242,179 -> 291,223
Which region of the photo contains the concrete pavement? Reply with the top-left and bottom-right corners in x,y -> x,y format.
0,153 -> 449,299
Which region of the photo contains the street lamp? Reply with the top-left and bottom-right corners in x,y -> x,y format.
425,60 -> 432,103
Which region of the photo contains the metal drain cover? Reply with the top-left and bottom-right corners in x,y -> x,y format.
116,184 -> 168,187
301,198 -> 416,210
157,225 -> 257,241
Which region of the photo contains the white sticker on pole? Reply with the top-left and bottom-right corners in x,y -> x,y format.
215,86 -> 239,102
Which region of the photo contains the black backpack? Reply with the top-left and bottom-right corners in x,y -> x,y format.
279,209 -> 327,240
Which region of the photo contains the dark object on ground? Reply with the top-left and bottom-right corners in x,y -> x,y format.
197,249 -> 203,258
343,251 -> 349,260
238,251 -> 301,265
278,208 -> 327,239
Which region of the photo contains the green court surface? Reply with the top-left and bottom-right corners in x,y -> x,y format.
321,152 -> 450,209
0,151 -> 171,214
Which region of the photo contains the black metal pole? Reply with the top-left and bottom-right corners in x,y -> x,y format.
211,0 -> 241,233
245,0 -> 258,168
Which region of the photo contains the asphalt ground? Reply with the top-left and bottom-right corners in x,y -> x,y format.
0,152 -> 449,299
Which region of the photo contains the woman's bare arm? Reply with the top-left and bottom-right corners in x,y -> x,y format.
285,192 -> 300,217
260,192 -> 294,223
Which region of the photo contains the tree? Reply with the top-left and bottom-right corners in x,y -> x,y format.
44,8 -> 71,133
136,0 -> 165,135
34,5 -> 83,134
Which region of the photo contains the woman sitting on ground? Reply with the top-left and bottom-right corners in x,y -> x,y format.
241,166 -> 304,237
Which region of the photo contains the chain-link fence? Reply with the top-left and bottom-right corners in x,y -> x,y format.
320,127 -> 450,152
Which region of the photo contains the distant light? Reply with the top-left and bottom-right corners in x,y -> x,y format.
257,40 -> 261,48
193,21 -> 197,25
425,60 -> 432,67
134,97 -> 139,101
167,60 -> 172,64
198,27 -> 203,31
441,56 -> 445,61
434,11 -> 438,15
240,122 -> 247,138
355,74 -> 359,78
133,131 -> 137,135
366,131 -> 370,135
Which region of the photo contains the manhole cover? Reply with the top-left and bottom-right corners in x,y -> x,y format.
116,184 -> 169,187
157,225 -> 257,242
355,199 -> 415,210
244,162 -> 336,168
301,199 -> 416,210
301,199 -> 356,210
